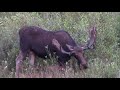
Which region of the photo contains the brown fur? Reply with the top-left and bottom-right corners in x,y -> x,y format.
16,26 -> 96,78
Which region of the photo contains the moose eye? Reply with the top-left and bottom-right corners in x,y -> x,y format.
78,49 -> 84,54
77,49 -> 82,52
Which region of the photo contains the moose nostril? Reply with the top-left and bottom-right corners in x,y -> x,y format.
79,64 -> 88,70
83,65 -> 88,69
82,63 -> 88,69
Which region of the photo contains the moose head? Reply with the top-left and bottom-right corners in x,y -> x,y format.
52,27 -> 97,69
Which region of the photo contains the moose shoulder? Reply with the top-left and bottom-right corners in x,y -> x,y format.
16,26 -> 97,78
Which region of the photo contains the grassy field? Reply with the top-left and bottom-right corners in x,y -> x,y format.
0,12 -> 120,78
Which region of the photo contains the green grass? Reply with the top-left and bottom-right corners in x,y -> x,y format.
0,12 -> 120,78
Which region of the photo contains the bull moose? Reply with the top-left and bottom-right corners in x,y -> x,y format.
15,26 -> 97,78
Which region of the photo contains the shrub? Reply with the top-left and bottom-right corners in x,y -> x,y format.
0,12 -> 119,78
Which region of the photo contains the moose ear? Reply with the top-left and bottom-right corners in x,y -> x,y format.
66,44 -> 74,51
52,39 -> 61,50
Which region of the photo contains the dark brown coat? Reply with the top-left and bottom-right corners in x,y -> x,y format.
16,26 -> 97,78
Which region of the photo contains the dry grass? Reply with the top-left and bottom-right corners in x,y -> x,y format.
16,65 -> 87,78
0,57 -> 119,78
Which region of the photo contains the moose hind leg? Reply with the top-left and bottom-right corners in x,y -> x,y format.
29,51 -> 35,73
16,50 -> 25,78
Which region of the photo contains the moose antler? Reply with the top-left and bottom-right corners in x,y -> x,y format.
82,26 -> 97,50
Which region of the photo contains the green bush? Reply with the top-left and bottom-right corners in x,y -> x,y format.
0,12 -> 119,78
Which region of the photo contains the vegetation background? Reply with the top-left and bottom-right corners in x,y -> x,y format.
0,12 -> 120,78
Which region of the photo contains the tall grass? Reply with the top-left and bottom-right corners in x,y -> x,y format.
0,12 -> 120,78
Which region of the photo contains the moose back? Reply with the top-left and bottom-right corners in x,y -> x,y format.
15,26 -> 97,78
